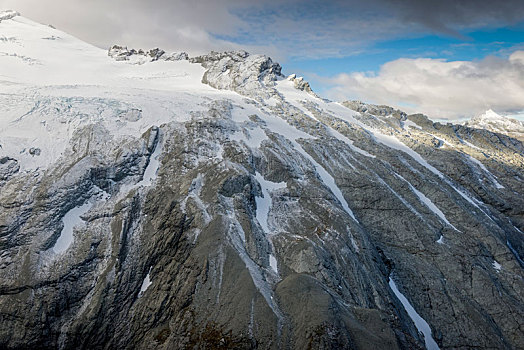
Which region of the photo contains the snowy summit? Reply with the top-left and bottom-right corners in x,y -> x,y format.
465,109 -> 524,141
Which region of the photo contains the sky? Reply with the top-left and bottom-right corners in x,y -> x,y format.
1,0 -> 524,120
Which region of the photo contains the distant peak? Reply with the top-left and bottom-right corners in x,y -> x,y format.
465,109 -> 524,136
0,10 -> 20,22
475,109 -> 504,121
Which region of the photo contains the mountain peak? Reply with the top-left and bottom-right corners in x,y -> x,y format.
0,10 -> 20,22
466,109 -> 524,140
474,109 -> 504,121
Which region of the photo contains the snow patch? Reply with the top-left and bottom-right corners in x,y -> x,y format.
254,172 -> 284,276
376,175 -> 424,220
254,171 -> 286,233
374,133 -> 443,178
347,227 -> 360,252
52,201 -> 93,254
181,173 -> 211,243
139,267 -> 153,296
328,126 -> 375,158
465,154 -> 504,189
51,186 -> 111,254
403,119 -> 422,130
276,91 -> 374,159
136,135 -> 162,187
395,173 -> 459,231
224,202 -> 284,323
52,188 -> 109,254
275,79 -> 317,119
507,240 -> 524,267
265,96 -> 279,107
426,133 -> 453,148
295,141 -> 359,223
361,126 -> 483,211
269,254 -> 278,274
463,140 -> 481,151
231,124 -> 267,149
389,277 -> 440,350
243,95 -> 359,224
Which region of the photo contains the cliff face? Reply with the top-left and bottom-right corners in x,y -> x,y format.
0,12 -> 523,350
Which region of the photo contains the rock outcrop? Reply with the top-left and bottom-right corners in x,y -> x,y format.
465,109 -> 524,141
191,50 -> 283,99
0,10 -> 19,23
108,45 -> 189,63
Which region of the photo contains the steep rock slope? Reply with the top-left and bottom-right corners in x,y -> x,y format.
0,12 -> 523,350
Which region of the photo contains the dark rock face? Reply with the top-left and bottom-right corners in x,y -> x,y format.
0,157 -> 19,183
0,50 -> 523,350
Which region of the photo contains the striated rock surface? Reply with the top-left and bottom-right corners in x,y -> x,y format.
0,12 -> 523,350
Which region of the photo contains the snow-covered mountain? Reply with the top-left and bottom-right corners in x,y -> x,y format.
464,109 -> 524,141
1,11 -> 523,350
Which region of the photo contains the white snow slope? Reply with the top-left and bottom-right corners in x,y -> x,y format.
0,12 -> 227,171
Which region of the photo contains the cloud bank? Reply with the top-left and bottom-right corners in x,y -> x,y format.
325,51 -> 524,119
379,0 -> 524,38
1,0 -> 523,59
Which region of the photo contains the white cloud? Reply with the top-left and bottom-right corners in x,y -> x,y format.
324,51 -> 524,119
0,0 -> 264,55
3,0 -> 523,60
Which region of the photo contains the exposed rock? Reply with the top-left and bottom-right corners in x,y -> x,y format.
193,50 -> 283,99
119,108 -> 142,122
0,156 -> 19,183
29,147 -> 41,156
0,10 -> 19,22
287,74 -> 316,96
343,100 -> 407,119
108,45 -> 189,64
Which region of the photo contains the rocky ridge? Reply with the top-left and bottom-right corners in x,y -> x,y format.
108,45 -> 189,63
0,12 -> 523,350
0,10 -> 18,22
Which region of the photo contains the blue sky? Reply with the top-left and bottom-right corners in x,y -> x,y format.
214,1 -> 524,119
3,0 -> 524,119
284,24 -> 524,93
